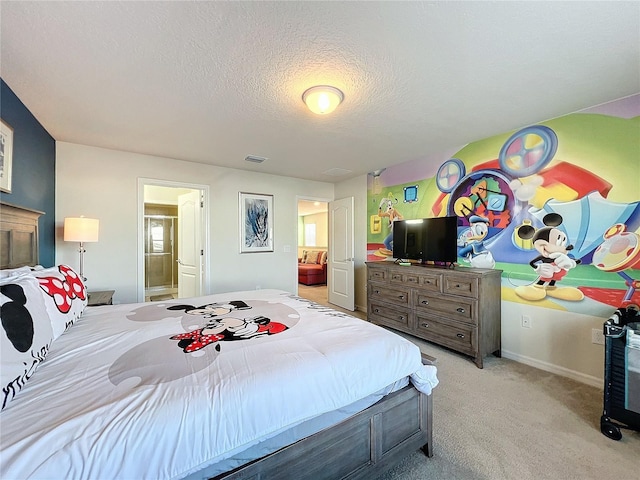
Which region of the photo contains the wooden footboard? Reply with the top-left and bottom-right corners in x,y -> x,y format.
215,385 -> 432,480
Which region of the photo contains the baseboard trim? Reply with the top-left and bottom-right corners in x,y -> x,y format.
501,349 -> 603,389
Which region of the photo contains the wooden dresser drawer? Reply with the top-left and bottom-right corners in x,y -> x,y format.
443,275 -> 478,298
369,301 -> 411,330
389,270 -> 421,287
369,284 -> 410,306
368,267 -> 387,283
415,314 -> 477,356
417,273 -> 442,292
414,293 -> 476,324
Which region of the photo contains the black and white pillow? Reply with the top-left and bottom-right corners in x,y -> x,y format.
0,274 -> 54,410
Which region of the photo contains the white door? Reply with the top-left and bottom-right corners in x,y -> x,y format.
177,191 -> 202,298
328,197 -> 354,310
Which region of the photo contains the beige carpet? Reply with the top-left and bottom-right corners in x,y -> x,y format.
297,284 -> 639,480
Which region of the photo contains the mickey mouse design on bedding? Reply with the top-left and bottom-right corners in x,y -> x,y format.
167,300 -> 288,352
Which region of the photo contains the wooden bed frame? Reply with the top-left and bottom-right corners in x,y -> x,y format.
0,201 -> 44,269
216,384 -> 432,480
0,201 -> 434,479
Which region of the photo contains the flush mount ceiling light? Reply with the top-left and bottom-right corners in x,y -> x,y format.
302,85 -> 344,115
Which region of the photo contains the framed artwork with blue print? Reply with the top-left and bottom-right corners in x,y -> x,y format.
239,192 -> 273,253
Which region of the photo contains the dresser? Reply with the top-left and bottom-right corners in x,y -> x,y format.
366,262 -> 502,368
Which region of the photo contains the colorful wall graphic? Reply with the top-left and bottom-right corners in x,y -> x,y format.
367,96 -> 640,317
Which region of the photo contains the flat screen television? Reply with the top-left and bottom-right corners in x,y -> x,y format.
392,216 -> 458,264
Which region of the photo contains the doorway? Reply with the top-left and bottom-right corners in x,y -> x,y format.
144,202 -> 179,300
137,180 -> 210,303
297,198 -> 329,302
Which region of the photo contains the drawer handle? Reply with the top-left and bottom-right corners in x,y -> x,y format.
374,309 -> 379,314
457,333 -> 465,338
457,307 -> 465,313
399,316 -> 405,321
421,322 -> 429,328
409,278 -> 416,283
374,290 -> 380,294
421,300 -> 429,305
456,284 -> 461,288
398,295 -> 405,300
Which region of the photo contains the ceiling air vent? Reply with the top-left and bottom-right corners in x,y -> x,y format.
245,155 -> 267,163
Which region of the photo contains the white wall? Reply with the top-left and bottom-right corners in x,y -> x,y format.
502,301 -> 605,386
56,142 -> 334,304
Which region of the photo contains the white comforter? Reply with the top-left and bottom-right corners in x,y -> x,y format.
0,289 -> 438,480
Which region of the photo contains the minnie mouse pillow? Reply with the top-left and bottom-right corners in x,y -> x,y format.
30,265 -> 88,339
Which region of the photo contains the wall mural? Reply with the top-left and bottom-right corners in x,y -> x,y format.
367,96 -> 640,318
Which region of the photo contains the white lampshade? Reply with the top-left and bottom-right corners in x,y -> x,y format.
64,217 -> 99,242
302,85 -> 344,115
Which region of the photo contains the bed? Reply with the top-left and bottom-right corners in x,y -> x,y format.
0,202 -> 438,480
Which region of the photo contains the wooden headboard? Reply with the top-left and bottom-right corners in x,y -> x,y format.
0,201 -> 44,269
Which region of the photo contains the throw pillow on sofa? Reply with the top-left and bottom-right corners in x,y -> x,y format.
303,250 -> 322,264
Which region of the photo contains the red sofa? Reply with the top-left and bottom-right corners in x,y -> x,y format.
298,250 -> 327,285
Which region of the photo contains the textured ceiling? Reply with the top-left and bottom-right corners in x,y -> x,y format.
1,1 -> 639,183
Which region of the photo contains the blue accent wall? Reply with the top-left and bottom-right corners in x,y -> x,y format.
0,79 -> 56,266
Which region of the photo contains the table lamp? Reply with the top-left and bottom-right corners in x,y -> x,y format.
64,216 -> 99,282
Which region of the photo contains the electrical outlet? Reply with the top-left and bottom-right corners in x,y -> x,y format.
521,315 -> 531,328
592,328 -> 605,345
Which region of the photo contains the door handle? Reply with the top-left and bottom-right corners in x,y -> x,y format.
177,259 -> 183,265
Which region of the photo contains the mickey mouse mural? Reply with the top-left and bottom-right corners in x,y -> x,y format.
367,113 -> 640,308
514,213 -> 583,302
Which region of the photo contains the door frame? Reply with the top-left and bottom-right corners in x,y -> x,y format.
137,178 -> 210,303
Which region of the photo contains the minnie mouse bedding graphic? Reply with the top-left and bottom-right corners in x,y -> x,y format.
108,298 -> 296,388
166,300 -> 288,352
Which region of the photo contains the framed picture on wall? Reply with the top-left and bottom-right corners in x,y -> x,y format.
239,192 -> 273,253
0,119 -> 14,193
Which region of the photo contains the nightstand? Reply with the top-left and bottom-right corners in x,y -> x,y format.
87,290 -> 115,306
